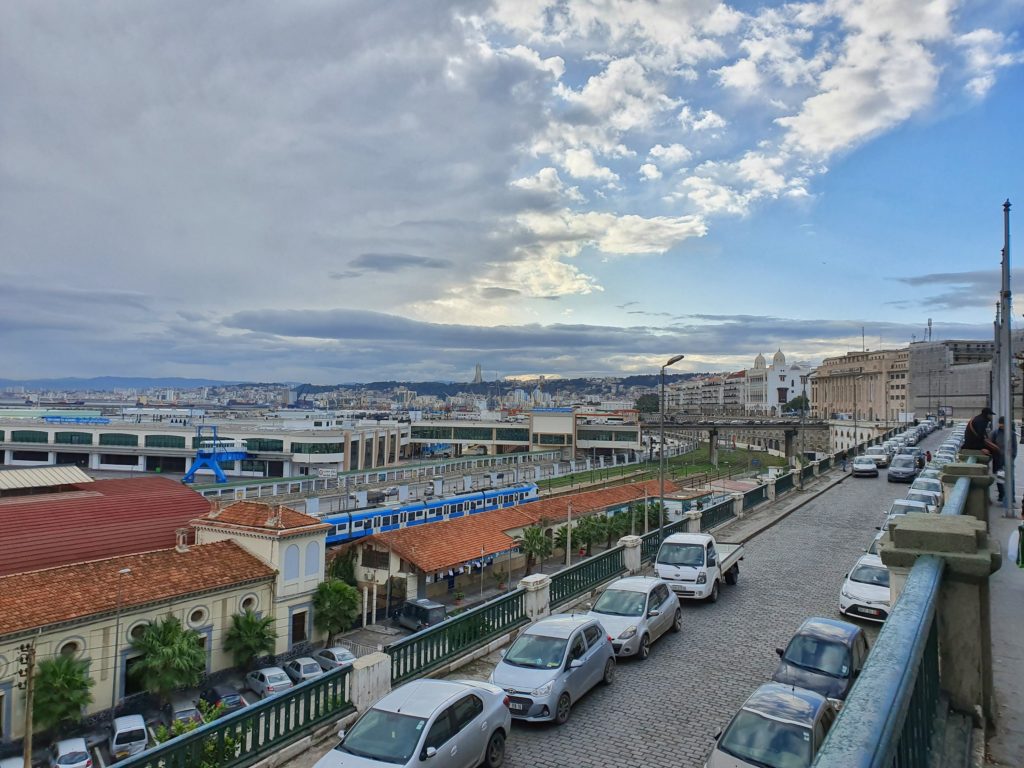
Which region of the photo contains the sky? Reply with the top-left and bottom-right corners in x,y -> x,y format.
2,0 -> 1023,384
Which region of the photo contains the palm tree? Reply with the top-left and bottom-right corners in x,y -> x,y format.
573,515 -> 600,556
553,525 -> 569,555
326,549 -> 358,586
313,580 -> 361,645
518,526 -> 552,575
33,655 -> 94,734
223,610 -> 277,670
129,617 -> 206,704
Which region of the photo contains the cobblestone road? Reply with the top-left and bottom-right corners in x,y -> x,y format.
479,430 -> 951,768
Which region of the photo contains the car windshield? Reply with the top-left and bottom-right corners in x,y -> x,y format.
57,753 -> 89,765
891,457 -> 915,468
175,708 -> 202,722
784,636 -> 852,679
337,709 -> 426,764
114,729 -> 145,745
657,542 -> 704,567
592,589 -> 646,617
718,709 -> 813,768
850,564 -> 890,588
906,493 -> 934,504
267,673 -> 290,685
503,633 -> 568,669
854,458 -> 874,466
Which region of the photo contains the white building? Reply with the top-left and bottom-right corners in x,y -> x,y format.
746,350 -> 811,415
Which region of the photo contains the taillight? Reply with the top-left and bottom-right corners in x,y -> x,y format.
607,635 -> 613,642
503,695 -> 510,708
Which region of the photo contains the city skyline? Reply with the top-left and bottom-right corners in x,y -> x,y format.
2,1 -> 1021,383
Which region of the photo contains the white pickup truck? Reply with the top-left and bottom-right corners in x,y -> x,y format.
654,532 -> 744,602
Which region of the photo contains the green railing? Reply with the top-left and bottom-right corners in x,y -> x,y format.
550,546 -> 625,606
801,463 -> 814,481
820,455 -> 832,471
115,667 -> 353,768
699,499 -> 735,532
640,530 -> 661,562
774,471 -> 794,494
743,484 -> 767,510
388,589 -> 528,684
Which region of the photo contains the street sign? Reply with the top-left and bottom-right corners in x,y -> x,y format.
317,468 -> 338,479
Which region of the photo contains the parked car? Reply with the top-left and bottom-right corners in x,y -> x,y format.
49,739 -> 91,768
906,490 -> 941,511
162,694 -> 203,727
887,455 -> 919,483
0,756 -> 25,768
284,657 -> 324,684
884,498 -> 931,518
315,678 -> 510,768
397,598 -> 448,632
707,683 -> 838,768
771,617 -> 870,706
246,666 -> 294,698
851,456 -> 879,477
910,477 -> 943,496
109,715 -> 148,762
313,646 -> 357,671
585,576 -> 681,659
864,446 -> 889,467
199,684 -> 246,717
489,614 -> 615,724
840,554 -> 891,622
654,532 -> 743,602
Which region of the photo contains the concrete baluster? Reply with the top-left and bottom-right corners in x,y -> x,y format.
520,573 -> 551,620
618,535 -> 642,574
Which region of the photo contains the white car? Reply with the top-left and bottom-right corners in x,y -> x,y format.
864,446 -> 889,467
246,666 -> 294,698
284,657 -> 324,684
910,477 -> 943,496
49,739 -> 91,768
840,554 -> 891,623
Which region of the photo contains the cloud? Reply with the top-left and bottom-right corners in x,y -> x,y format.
562,148 -> 619,181
894,269 -> 1017,309
955,28 -> 1024,98
639,163 -> 662,180
349,253 -> 453,272
648,143 -> 692,166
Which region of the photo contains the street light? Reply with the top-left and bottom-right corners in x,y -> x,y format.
660,355 -> 685,543
110,567 -> 132,712
853,374 -> 865,455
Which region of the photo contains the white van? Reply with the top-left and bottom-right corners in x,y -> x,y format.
109,714 -> 148,762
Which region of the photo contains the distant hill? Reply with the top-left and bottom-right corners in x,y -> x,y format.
0,376 -> 242,390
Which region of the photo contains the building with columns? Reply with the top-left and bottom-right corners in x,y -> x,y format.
810,348 -> 908,424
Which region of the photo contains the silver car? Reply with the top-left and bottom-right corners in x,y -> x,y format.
284,656 -> 324,684
586,576 -> 681,659
314,678 -> 510,768
313,646 -> 357,671
489,614 -> 615,725
245,666 -> 294,698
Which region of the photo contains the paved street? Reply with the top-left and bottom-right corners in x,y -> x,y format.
476,430 -> 950,768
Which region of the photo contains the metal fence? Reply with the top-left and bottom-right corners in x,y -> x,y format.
550,546 -> 626,606
801,464 -> 815,481
743,484 -> 767,510
774,471 -> 794,494
699,499 -> 736,532
388,589 -> 529,684
115,667 -> 353,768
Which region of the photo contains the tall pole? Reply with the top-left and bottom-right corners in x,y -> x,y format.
19,639 -> 37,768
110,567 -> 131,712
1000,199 -> 1015,517
659,355 -> 685,543
565,501 -> 573,567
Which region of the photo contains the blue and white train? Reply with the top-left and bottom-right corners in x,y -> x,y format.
323,482 -> 540,545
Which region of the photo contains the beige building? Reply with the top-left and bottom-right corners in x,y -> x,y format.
0,501 -> 330,743
810,348 -> 909,425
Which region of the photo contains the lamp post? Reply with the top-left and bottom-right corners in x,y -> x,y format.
110,567 -> 132,712
853,374 -> 864,454
660,355 -> 685,543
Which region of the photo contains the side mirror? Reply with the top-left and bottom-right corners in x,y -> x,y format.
337,729 -> 346,741
648,609 -> 661,618
707,558 -> 717,567
569,658 -> 584,669
713,728 -> 723,741
424,747 -> 437,759
775,647 -> 784,658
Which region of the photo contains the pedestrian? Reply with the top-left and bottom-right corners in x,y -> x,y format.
963,406 -> 996,452
925,450 -> 932,463
840,455 -> 848,472
992,416 -> 1017,501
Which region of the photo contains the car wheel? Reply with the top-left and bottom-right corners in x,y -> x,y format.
725,565 -> 739,585
483,730 -> 505,768
672,608 -> 682,633
602,656 -> 616,684
554,692 -> 572,725
637,634 -> 650,660
708,580 -> 720,603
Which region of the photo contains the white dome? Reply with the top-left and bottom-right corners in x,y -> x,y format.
754,353 -> 766,369
773,349 -> 786,366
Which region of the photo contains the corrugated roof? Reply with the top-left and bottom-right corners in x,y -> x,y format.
1,477 -> 213,577
0,540 -> 275,637
0,465 -> 93,491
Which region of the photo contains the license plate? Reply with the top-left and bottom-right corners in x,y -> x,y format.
864,608 -> 880,616
509,702 -> 524,711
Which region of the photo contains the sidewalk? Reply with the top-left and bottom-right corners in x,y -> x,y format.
985,474 -> 1024,767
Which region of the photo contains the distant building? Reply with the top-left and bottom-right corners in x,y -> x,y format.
810,348 -> 907,423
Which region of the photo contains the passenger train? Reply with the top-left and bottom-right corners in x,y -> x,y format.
323,482 -> 540,545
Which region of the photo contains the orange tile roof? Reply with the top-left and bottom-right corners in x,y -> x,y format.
0,540 -> 276,637
196,500 -> 331,537
364,480 -> 675,573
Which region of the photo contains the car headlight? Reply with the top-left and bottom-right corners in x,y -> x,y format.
841,589 -> 853,599
618,626 -> 637,640
531,682 -> 553,697
696,572 -> 707,584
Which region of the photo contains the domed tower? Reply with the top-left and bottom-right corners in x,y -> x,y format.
754,352 -> 766,369
773,349 -> 786,367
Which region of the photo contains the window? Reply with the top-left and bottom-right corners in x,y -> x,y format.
569,634 -> 587,660
240,595 -> 258,612
582,624 -> 602,648
188,607 -> 208,626
129,623 -> 149,641
100,433 -> 139,447
284,544 -> 300,581
424,709 -> 455,752
145,434 -> 186,449
450,695 -> 483,731
362,546 -> 389,570
305,541 -> 320,577
11,430 -> 47,443
58,640 -> 81,657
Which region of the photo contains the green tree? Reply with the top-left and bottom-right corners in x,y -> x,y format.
313,580 -> 361,644
223,610 -> 277,670
154,700 -> 237,768
518,526 -> 552,575
326,549 -> 358,586
33,655 -> 95,734
553,525 -> 568,554
785,394 -> 809,413
130,617 -> 206,704
635,394 -> 659,413
573,516 -> 602,556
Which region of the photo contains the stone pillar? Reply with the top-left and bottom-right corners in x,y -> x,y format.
520,573 -> 551,620
684,510 -> 702,533
362,586 -> 369,627
881,514 -> 1001,728
812,461 -> 820,477
343,432 -> 352,471
940,462 -> 993,527
767,478 -> 777,500
618,535 -> 642,574
463,475 -> 473,492
731,493 -> 744,520
370,582 -> 377,625
349,653 -> 392,715
708,430 -> 719,467
432,479 -> 443,497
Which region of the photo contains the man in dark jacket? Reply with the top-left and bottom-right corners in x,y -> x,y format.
963,406 -> 996,451
992,416 -> 1017,501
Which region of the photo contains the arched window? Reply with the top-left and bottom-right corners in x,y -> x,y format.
304,541 -> 320,577
284,544 -> 300,581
